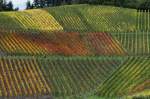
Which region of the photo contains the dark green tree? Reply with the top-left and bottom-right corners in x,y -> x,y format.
52,0 -> 62,6
26,0 -> 33,9
5,1 -> 13,11
0,0 -> 6,11
65,0 -> 72,5
0,0 -> 2,10
33,0 -> 44,8
89,0 -> 105,5
79,0 -> 89,4
114,0 -> 125,6
138,0 -> 150,11
33,0 -> 51,8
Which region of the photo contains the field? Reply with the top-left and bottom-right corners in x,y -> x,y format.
0,32 -> 126,56
0,4 -> 149,99
0,5 -> 137,33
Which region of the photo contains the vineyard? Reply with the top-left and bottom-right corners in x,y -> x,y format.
0,4 -> 149,99
98,57 -> 150,97
0,32 -> 126,56
46,5 -> 137,33
0,5 -> 137,33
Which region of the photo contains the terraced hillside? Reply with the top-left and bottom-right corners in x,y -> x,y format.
46,5 -> 137,33
0,4 -> 149,99
0,4 -> 137,33
0,32 -> 126,56
98,57 -> 150,97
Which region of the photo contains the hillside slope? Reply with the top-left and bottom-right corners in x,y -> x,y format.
0,4 -> 137,33
97,57 -> 150,97
0,4 -> 149,99
0,32 -> 126,56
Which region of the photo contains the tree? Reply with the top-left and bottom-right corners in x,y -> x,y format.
1,1 -> 14,11
89,0 -> 105,5
6,1 -> 13,11
0,0 -> 6,11
138,0 -> 150,11
33,0 -> 41,8
52,0 -> 62,6
0,0 -> 3,11
79,0 -> 89,4
0,0 -> 19,12
33,0 -> 51,8
26,0 -> 33,9
114,0 -> 125,7
65,0 -> 72,5
14,7 -> 19,11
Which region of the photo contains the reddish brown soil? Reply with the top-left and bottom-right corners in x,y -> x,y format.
0,31 -> 126,56
130,80 -> 150,94
16,32 -> 90,56
86,32 -> 126,55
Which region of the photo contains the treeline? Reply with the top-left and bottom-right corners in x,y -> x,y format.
0,0 -> 18,11
26,0 -> 75,9
26,0 -> 150,10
